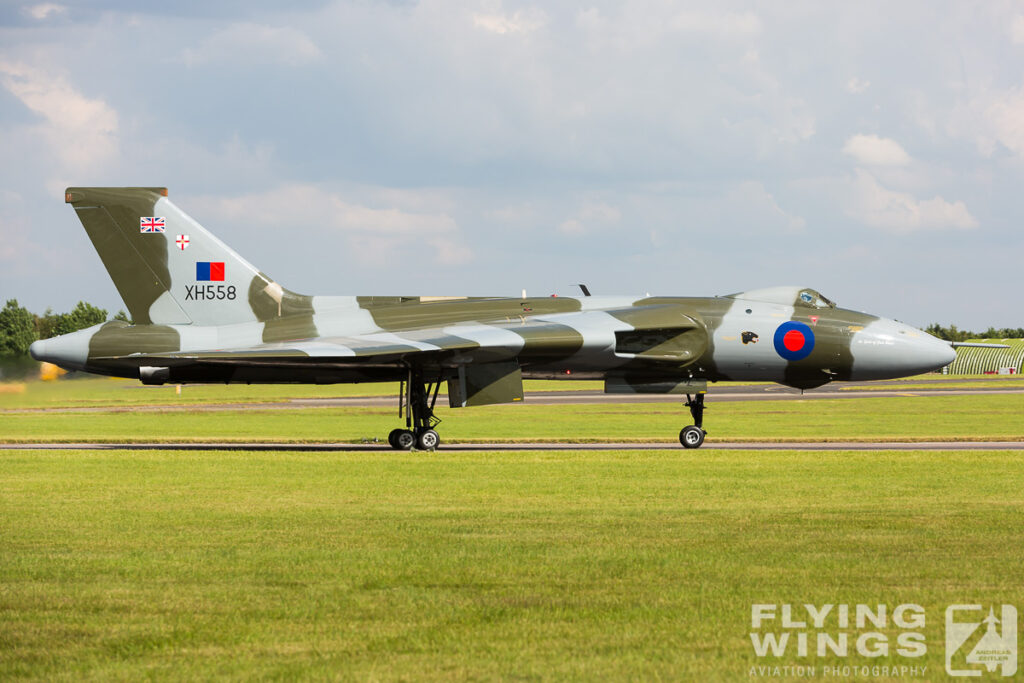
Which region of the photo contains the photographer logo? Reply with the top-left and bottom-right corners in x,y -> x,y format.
946,605 -> 1017,677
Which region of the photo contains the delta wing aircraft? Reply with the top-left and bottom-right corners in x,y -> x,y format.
31,187 -> 958,449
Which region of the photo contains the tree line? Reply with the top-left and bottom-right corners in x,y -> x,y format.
0,299 -> 130,376
924,323 -> 1024,342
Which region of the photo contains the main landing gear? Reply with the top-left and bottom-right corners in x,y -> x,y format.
388,367 -> 443,451
679,392 -> 706,449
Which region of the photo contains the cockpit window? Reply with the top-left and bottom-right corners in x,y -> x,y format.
797,289 -> 835,309
724,286 -> 838,309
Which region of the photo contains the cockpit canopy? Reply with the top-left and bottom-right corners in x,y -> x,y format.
725,286 -> 836,310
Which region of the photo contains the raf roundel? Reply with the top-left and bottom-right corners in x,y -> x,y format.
773,321 -> 815,361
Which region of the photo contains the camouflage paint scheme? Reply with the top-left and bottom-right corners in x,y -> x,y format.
31,189 -> 956,439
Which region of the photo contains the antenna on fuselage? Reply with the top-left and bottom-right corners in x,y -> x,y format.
577,284 -> 591,296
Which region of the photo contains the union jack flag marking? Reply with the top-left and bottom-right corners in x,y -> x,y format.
140,217 -> 166,233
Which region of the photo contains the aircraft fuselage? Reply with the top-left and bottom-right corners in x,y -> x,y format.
31,289 -> 955,391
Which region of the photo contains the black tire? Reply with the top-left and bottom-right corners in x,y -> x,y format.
416,429 -> 440,451
388,428 -> 403,448
679,425 -> 705,449
394,429 -> 416,450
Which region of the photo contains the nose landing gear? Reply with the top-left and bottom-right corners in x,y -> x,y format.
389,367 -> 443,451
679,392 -> 707,449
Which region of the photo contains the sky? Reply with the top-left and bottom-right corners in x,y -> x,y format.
0,1 -> 1022,329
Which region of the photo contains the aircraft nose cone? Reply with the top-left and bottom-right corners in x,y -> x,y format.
931,337 -> 958,369
26,326 -> 95,370
851,320 -> 957,380
28,338 -> 46,361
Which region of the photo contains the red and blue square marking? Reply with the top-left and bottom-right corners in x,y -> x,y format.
196,262 -> 225,281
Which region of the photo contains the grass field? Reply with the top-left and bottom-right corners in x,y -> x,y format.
3,375 -> 1023,410
2,377 -> 1024,445
2,393 -> 1024,444
2,378 -> 1022,680
2,448 -> 1022,680
0,378 -> 613,410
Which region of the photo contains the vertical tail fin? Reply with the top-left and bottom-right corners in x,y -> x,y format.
65,187 -> 305,326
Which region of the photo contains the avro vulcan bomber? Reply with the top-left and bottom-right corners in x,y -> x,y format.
31,188 -> 958,449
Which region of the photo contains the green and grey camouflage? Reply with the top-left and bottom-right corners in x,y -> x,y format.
31,188 -> 957,449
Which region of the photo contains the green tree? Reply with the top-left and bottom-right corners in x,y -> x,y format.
113,309 -> 133,324
51,301 -> 108,337
36,302 -> 110,339
34,308 -> 56,340
990,327 -> 1024,339
926,323 -> 1024,341
0,299 -> 37,357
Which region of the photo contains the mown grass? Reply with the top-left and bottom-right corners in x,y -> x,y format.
7,373 -> 999,411
1,448 -> 1022,681
1,394 -> 1023,444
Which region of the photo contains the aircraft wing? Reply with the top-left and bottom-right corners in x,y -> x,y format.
88,319 -> 601,405
73,304 -> 707,403
89,319 -> 592,369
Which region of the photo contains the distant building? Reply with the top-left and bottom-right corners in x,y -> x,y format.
945,339 -> 1024,375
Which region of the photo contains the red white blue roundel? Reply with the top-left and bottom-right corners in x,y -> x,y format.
773,321 -> 815,361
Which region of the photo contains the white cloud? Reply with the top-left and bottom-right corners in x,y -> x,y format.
205,184 -> 471,265
293,2 -> 818,179
573,6 -> 760,50
23,3 -> 66,20
0,190 -> 72,277
846,77 -> 870,94
669,10 -> 761,38
579,202 -> 621,223
473,7 -> 547,35
846,170 -> 977,232
2,1 -> 1023,327
558,201 -> 620,236
728,182 -> 805,232
0,61 -> 118,173
181,23 -> 322,67
947,84 -> 1024,159
0,191 -> 28,264
486,204 -> 536,223
133,133 -> 278,192
1011,15 -> 1024,44
557,219 -> 584,236
981,87 -> 1024,157
723,49 -> 817,145
842,134 -> 911,166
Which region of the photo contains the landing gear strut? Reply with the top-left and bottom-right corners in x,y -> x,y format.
389,367 -> 443,451
679,392 -> 706,449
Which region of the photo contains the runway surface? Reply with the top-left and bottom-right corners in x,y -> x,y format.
3,440 -> 1023,451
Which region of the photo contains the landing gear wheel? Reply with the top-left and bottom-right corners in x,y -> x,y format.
679,392 -> 707,449
388,428 -> 403,448
416,428 -> 440,451
679,426 -> 705,449
394,429 -> 416,450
